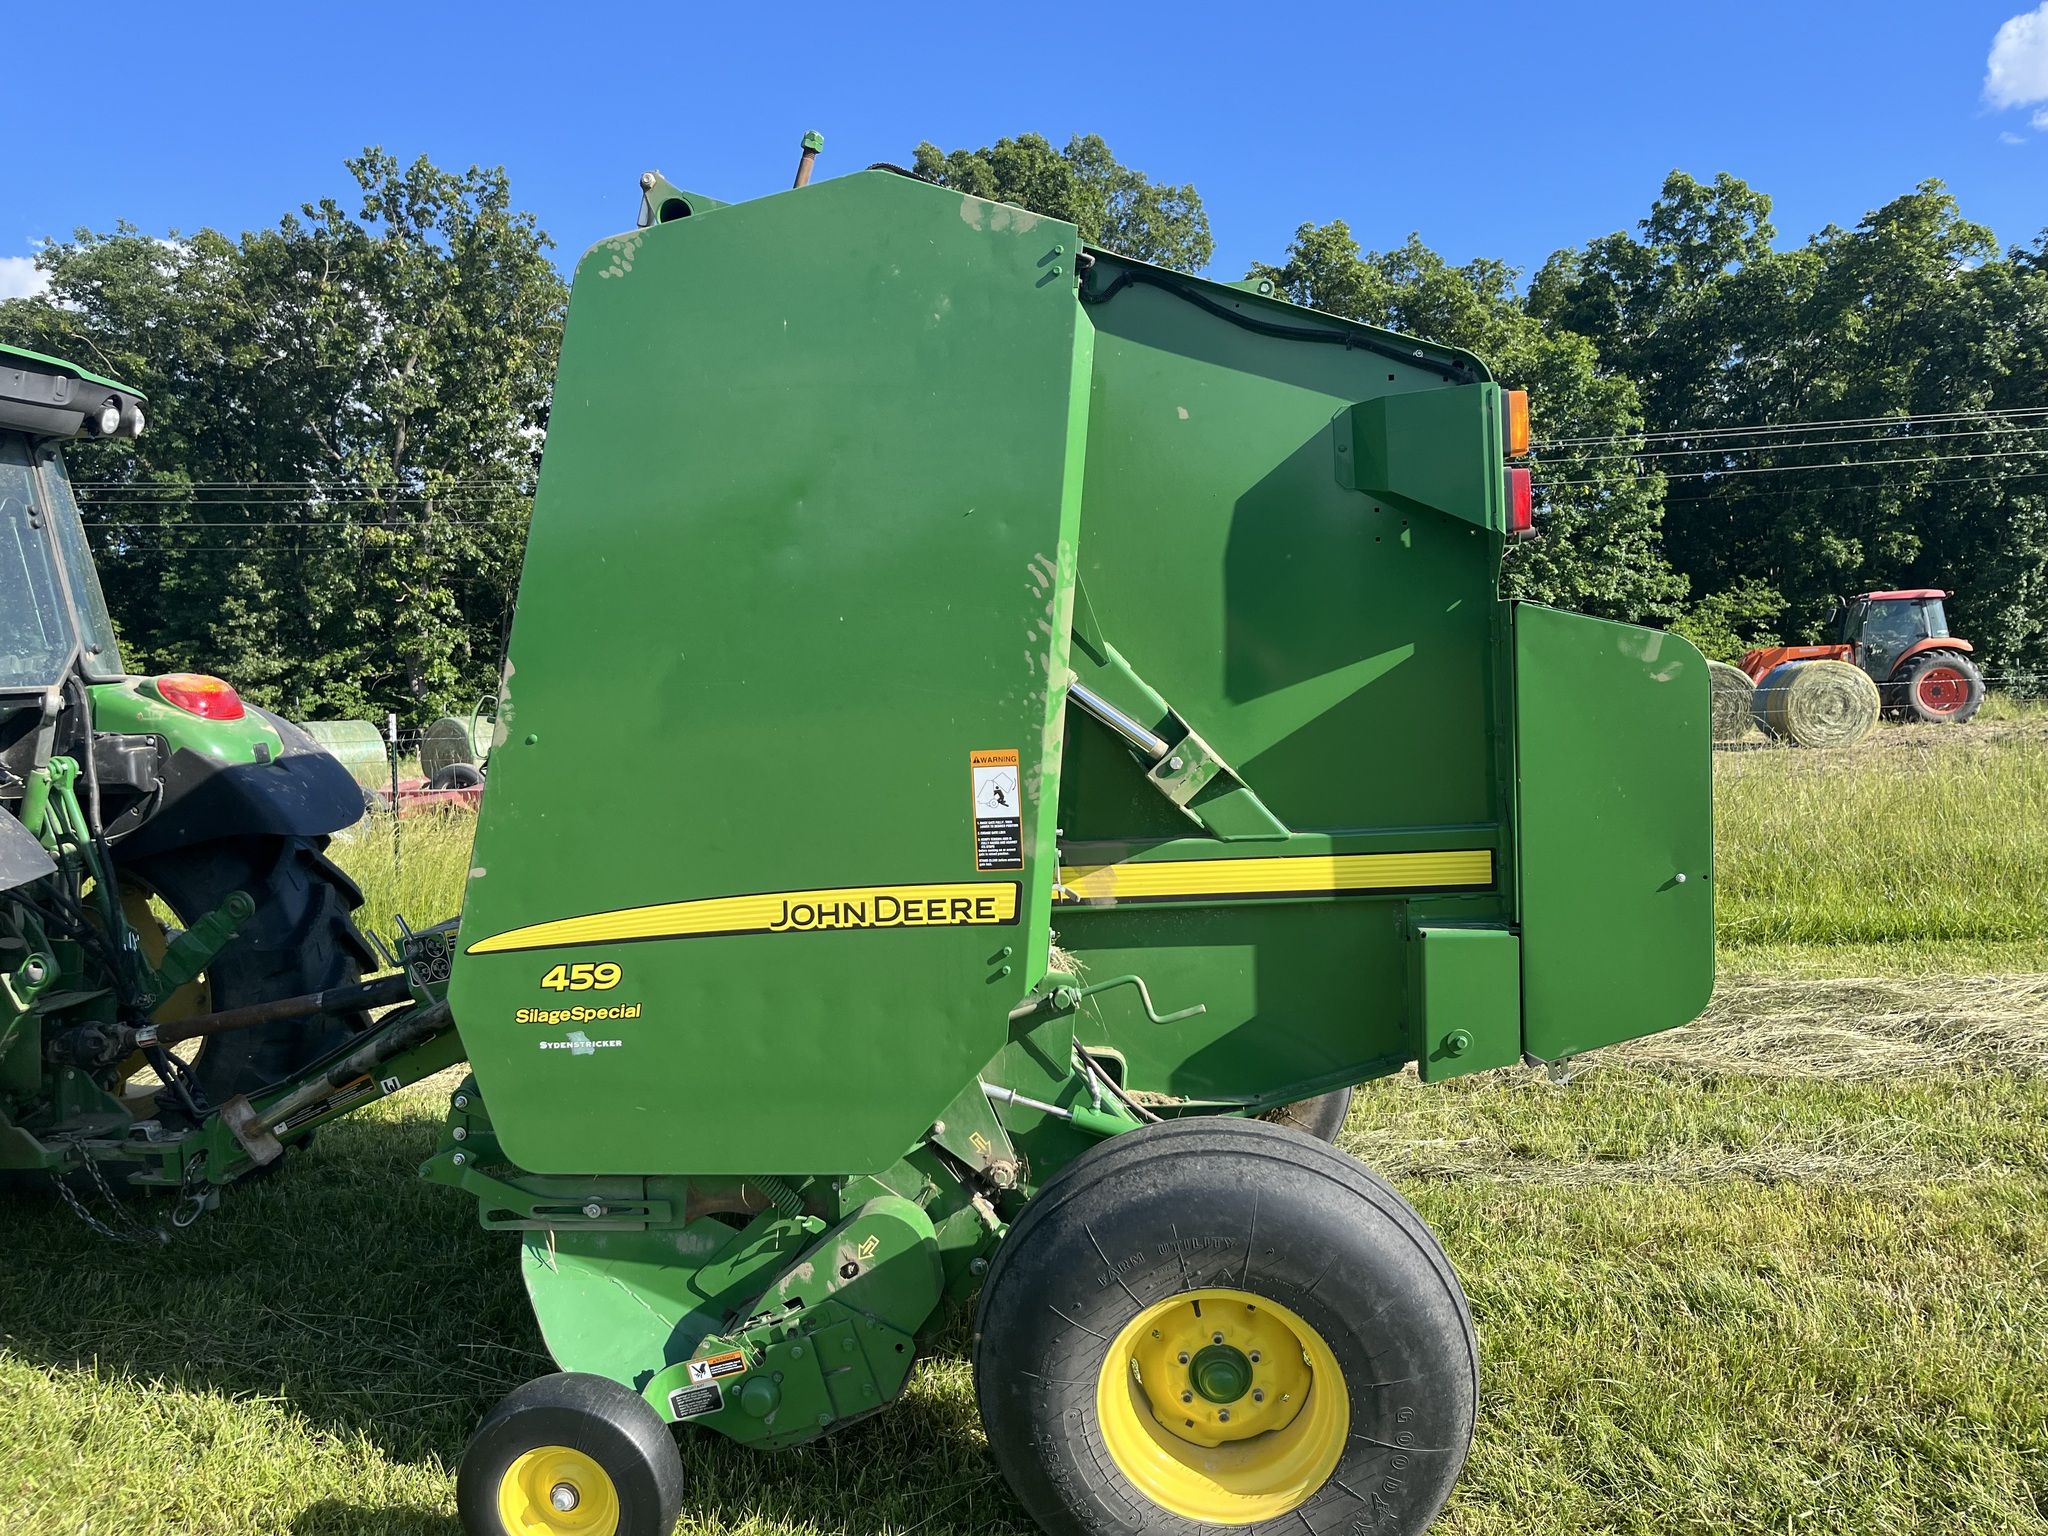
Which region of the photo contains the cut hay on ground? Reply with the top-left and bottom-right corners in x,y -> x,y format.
1604,972 -> 2048,1079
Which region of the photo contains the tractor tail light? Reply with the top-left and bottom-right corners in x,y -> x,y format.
1506,467 -> 1534,537
1503,390 -> 1530,458
155,673 -> 246,721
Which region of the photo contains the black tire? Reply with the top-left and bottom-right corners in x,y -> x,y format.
427,762 -> 485,790
118,836 -> 375,1108
975,1118 -> 1476,1536
1896,649 -> 1984,725
458,1371 -> 685,1536
1259,1086 -> 1353,1143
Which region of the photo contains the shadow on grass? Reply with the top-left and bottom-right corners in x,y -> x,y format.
0,1104 -> 1019,1534
292,1503 -> 458,1536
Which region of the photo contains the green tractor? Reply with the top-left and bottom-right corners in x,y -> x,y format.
0,343 -> 375,1168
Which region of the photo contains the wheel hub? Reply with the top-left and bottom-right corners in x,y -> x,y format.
1189,1342 -> 1253,1404
1096,1287 -> 1350,1523
497,1445 -> 619,1534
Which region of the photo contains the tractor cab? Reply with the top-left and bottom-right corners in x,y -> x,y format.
1834,590 -> 1952,683
0,346 -> 144,693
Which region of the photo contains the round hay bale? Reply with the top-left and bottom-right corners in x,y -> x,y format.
1706,661 -> 1756,743
419,715 -> 490,781
297,718 -> 388,790
1751,660 -> 1880,748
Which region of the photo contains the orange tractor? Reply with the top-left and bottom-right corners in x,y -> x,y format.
1740,589 -> 1984,724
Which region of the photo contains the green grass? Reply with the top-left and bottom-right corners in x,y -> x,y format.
1716,718 -> 2048,973
2,722 -> 2045,1533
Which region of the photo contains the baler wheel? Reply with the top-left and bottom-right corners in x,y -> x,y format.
458,1372 -> 683,1536
974,1117 -> 1476,1534
1260,1086 -> 1353,1143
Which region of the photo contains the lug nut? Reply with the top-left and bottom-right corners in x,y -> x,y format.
1252,1389 -> 1265,1403
1180,1391 -> 1193,1404
1218,1409 -> 1231,1423
1177,1351 -> 1190,1365
1211,1332 -> 1224,1345
1248,1351 -> 1260,1364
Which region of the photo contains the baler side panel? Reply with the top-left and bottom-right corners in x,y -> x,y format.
1514,603 -> 1715,1059
451,173 -> 1091,1176
1050,261 -> 1512,1103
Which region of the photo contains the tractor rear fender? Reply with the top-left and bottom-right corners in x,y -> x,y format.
113,708 -> 367,860
1888,636 -> 1973,676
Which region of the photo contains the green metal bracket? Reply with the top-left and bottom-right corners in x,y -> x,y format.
419,1150 -> 675,1230
1065,581 -> 1287,841
149,891 -> 253,1002
1,951 -> 53,1020
926,1074 -> 1026,1191
641,1195 -> 942,1445
636,173 -> 729,229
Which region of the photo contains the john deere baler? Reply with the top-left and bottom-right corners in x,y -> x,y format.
416,156 -> 1715,1536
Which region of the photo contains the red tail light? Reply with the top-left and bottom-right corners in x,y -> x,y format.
1506,467 -> 1534,536
155,673 -> 246,721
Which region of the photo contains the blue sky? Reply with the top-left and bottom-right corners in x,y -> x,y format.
3,1 -> 2045,300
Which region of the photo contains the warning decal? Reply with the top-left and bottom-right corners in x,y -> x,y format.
667,1382 -> 723,1420
687,1349 -> 748,1385
971,749 -> 1023,872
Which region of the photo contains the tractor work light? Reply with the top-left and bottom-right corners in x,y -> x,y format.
1506,466 -> 1534,536
120,401 -> 146,438
1503,389 -> 1530,458
154,673 -> 246,721
94,399 -> 121,436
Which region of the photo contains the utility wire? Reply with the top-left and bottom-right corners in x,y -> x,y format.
1549,421 -> 2048,467
1533,403 -> 2048,450
1539,446 -> 2048,490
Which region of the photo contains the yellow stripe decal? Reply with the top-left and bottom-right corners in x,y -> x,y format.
1055,850 -> 1492,903
466,881 -> 1020,956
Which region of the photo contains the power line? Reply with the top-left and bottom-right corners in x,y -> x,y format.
1539,446 -> 2048,490
83,518 -> 517,529
1543,464 -> 2048,501
1534,404 -> 2048,451
75,478 -> 534,490
1547,420 -> 2048,467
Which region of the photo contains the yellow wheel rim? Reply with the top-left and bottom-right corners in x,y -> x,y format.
1096,1288 -> 1348,1525
496,1445 -> 621,1536
111,879 -> 214,1111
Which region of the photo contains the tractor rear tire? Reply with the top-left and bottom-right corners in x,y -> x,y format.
1260,1085 -> 1353,1143
974,1117 -> 1476,1536
1897,649 -> 1984,725
119,836 -> 375,1112
458,1371 -> 685,1536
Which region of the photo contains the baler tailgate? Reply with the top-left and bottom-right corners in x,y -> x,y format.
1514,603 -> 1714,1060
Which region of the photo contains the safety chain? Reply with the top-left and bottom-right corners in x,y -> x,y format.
49,1151 -> 170,1246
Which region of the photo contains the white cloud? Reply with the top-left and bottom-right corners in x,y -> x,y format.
0,255 -> 47,302
1987,2 -> 2048,107
2035,107 -> 2048,127
2002,129 -> 2028,143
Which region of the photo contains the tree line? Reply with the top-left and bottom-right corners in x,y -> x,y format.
5,135 -> 2044,720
